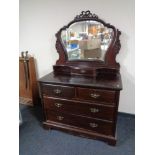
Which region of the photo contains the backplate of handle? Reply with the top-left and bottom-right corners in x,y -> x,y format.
54,103 -> 63,108
90,93 -> 100,98
89,123 -> 98,128
53,88 -> 62,94
56,116 -> 64,121
90,108 -> 99,113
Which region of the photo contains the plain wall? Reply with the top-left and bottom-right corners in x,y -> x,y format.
19,0 -> 135,114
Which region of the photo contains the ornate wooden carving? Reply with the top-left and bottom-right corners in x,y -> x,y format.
74,10 -> 98,20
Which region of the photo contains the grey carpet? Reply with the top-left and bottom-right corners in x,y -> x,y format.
19,104 -> 135,155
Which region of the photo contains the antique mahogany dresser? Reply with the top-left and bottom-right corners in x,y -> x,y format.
39,11 -> 122,145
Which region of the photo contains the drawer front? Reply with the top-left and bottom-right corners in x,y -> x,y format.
46,110 -> 114,136
77,87 -> 116,105
43,97 -> 115,121
71,68 -> 94,76
42,84 -> 75,99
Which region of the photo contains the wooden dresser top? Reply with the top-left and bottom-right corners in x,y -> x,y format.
39,72 -> 122,90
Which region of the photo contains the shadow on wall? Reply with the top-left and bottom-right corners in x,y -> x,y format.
50,37 -> 58,67
33,58 -> 39,79
118,32 -> 135,114
120,65 -> 135,113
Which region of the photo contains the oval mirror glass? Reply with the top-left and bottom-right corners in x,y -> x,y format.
61,20 -> 114,61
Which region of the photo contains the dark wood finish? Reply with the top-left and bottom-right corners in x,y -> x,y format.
43,121 -> 116,145
43,96 -> 115,121
39,72 -> 122,90
53,65 -> 119,77
77,87 -> 116,104
54,10 -> 121,77
38,11 -> 122,146
42,84 -> 75,99
39,72 -> 122,145
46,110 -> 114,135
19,56 -> 39,105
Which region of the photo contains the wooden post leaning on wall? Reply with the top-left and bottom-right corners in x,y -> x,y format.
19,53 -> 39,106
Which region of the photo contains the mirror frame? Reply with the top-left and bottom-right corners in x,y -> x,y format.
55,10 -> 121,70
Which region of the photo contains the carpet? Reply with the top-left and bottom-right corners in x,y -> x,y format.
19,104 -> 135,155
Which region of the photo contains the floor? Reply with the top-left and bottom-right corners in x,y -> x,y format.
19,104 -> 135,155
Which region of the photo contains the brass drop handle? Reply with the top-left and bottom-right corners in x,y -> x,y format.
90,108 -> 99,113
90,93 -> 100,99
53,88 -> 61,94
89,123 -> 98,128
56,116 -> 64,121
54,103 -> 63,108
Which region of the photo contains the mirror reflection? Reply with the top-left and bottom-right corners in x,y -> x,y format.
61,20 -> 114,61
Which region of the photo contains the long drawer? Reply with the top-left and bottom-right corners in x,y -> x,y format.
43,96 -> 115,121
46,110 -> 114,136
77,87 -> 116,105
42,84 -> 75,99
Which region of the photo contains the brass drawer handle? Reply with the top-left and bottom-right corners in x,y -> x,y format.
56,116 -> 64,121
54,103 -> 63,108
80,70 -> 86,73
89,123 -> 98,128
90,93 -> 100,99
90,108 -> 99,113
53,88 -> 62,94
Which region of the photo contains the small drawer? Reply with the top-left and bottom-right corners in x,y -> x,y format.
77,87 -> 116,105
71,68 -> 94,76
46,110 -> 114,136
43,97 -> 115,121
42,84 -> 75,99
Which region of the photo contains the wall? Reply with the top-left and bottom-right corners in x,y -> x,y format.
19,0 -> 135,114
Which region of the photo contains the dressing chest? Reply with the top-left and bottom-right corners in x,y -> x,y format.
39,11 -> 122,145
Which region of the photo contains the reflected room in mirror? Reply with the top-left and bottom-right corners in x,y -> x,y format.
61,21 -> 114,61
